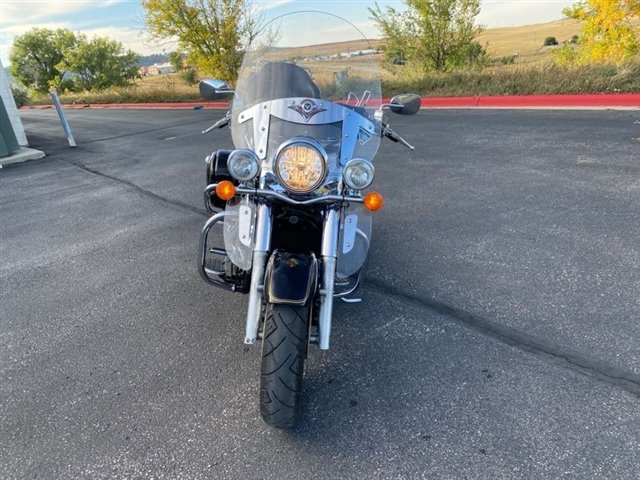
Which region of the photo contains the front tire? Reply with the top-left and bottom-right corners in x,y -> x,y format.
260,303 -> 310,428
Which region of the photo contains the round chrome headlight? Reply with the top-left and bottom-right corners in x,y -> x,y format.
228,149 -> 260,182
274,138 -> 327,194
343,158 -> 375,190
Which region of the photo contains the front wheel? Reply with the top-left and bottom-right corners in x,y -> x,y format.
260,303 -> 310,428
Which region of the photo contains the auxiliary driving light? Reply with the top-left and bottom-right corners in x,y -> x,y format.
343,158 -> 375,190
228,149 -> 260,182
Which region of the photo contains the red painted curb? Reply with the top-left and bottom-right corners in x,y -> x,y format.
22,94 -> 639,110
427,94 -> 640,108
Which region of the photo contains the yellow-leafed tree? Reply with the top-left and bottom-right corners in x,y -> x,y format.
563,0 -> 640,63
142,0 -> 261,84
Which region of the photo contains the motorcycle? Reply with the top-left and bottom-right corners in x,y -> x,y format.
197,11 -> 420,428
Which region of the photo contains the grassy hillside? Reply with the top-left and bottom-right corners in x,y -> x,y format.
478,19 -> 583,61
26,18 -> 640,105
268,39 -> 384,59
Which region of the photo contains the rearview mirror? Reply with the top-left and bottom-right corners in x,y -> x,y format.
199,79 -> 234,100
389,93 -> 421,116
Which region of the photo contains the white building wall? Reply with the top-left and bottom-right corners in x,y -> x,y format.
0,59 -> 28,147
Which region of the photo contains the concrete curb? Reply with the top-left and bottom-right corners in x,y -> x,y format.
21,94 -> 639,111
0,147 -> 46,167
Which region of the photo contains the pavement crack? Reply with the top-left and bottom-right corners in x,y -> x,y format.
61,159 -> 209,217
79,117 -> 210,145
364,277 -> 640,397
49,160 -> 640,398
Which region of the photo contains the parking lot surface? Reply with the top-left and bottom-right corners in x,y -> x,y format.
1,108 -> 639,479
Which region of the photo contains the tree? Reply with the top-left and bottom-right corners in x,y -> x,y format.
562,0 -> 640,64
9,28 -> 77,93
180,67 -> 199,85
370,0 -> 483,72
60,35 -> 140,91
142,0 -> 261,84
168,51 -> 184,71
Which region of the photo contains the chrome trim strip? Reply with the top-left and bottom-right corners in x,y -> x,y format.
244,203 -> 272,344
318,209 -> 340,350
205,183 -> 364,207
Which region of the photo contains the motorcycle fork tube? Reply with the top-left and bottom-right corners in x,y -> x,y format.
244,203 -> 272,344
318,208 -> 340,350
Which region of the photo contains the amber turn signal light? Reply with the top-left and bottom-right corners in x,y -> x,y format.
363,192 -> 384,211
215,180 -> 236,200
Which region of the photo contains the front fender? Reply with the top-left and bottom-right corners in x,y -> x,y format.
264,251 -> 317,306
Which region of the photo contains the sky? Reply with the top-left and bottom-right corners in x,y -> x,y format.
0,0 -> 577,66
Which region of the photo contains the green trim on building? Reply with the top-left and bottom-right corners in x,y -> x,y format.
1,98 -> 20,157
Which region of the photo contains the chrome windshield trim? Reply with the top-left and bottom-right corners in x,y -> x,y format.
235,98 -> 377,163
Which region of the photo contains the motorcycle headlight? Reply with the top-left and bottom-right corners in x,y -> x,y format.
228,149 -> 260,182
343,158 -> 375,190
274,138 -> 327,194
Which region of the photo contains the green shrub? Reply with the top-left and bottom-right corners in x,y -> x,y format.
544,36 -> 559,46
180,68 -> 198,86
500,55 -> 517,65
10,84 -> 30,107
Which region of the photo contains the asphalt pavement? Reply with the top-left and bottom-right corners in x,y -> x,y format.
1,107 -> 639,479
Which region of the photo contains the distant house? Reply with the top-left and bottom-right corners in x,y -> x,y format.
148,63 -> 176,75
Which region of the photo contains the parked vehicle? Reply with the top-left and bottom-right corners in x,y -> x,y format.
198,11 -> 420,428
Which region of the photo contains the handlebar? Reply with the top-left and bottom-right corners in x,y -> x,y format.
202,111 -> 231,134
204,109 -> 415,151
382,124 -> 415,151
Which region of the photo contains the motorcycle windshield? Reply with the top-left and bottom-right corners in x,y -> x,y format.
231,11 -> 382,165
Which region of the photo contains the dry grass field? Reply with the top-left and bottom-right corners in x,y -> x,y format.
478,19 -> 583,60
37,18 -> 638,105
132,73 -> 196,96
270,19 -> 587,65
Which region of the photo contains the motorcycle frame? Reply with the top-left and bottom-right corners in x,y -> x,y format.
199,185 -> 367,349
200,97 -> 377,350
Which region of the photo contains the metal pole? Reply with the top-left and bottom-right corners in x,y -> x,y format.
50,90 -> 76,147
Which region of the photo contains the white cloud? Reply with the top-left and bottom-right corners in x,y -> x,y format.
79,26 -> 164,55
0,1 -> 158,64
478,0 -> 575,28
1,1 -> 92,64
1,0 -> 578,65
256,0 -> 296,10
1,1 -> 94,26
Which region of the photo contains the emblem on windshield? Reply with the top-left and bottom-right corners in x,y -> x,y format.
288,99 -> 327,122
